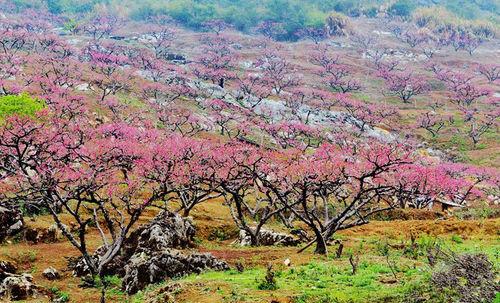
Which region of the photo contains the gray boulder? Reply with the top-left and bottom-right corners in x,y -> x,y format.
0,260 -> 17,276
70,211 -> 197,277
23,223 -> 63,244
127,210 -> 196,253
122,249 -> 228,294
42,267 -> 60,280
0,273 -> 39,301
237,228 -> 302,247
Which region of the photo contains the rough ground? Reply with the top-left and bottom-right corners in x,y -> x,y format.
0,198 -> 498,302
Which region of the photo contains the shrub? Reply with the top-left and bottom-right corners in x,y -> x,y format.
44,0 -> 100,15
46,0 -> 64,14
412,6 -> 498,40
388,0 -> 416,19
49,287 -> 70,303
412,7 -> 456,28
8,0 -> 44,12
432,253 -> 499,303
208,228 -> 231,241
453,202 -> 498,220
450,234 -> 463,244
292,293 -> 337,303
402,280 -> 445,303
257,264 -> 278,290
63,18 -> 79,33
0,94 -> 45,120
363,7 -> 378,18
333,1 -> 355,14
129,4 -> 161,21
15,250 -> 38,265
104,275 -> 122,288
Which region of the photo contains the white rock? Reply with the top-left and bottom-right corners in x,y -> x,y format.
42,267 -> 60,280
284,258 -> 291,267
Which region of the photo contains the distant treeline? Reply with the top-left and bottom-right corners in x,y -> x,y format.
6,0 -> 500,40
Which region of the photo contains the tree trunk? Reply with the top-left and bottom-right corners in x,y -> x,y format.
100,279 -> 107,303
314,231 -> 328,255
250,232 -> 260,246
183,206 -> 192,217
336,242 -> 344,258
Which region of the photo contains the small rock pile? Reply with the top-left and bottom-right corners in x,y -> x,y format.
24,223 -> 62,244
237,228 -> 302,247
42,267 -> 60,281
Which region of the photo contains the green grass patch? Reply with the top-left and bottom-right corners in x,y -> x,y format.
172,259 -> 428,302
0,93 -> 45,121
133,234 -> 499,303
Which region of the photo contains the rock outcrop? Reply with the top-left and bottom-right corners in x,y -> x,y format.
23,223 -> 62,244
0,273 -> 40,300
69,211 -> 228,294
0,260 -> 17,275
125,210 -> 196,254
122,249 -> 228,294
237,229 -> 302,247
0,260 -> 41,301
0,204 -> 24,242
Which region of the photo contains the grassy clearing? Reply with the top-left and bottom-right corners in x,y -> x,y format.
176,261 -> 426,302
133,234 -> 499,303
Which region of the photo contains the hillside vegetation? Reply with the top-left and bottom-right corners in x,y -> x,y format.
7,0 -> 500,40
0,0 -> 498,302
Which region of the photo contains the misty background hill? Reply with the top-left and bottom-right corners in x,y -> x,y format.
8,0 -> 499,40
